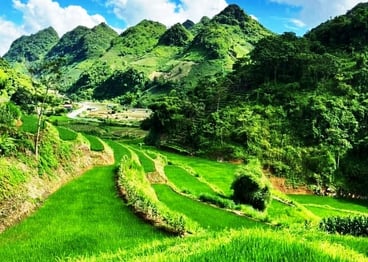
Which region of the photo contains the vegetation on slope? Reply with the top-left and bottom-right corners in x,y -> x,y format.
306,2 -> 368,51
159,23 -> 193,47
3,4 -> 271,103
0,143 -> 167,261
110,20 -> 167,57
3,27 -> 59,63
144,3 -> 368,197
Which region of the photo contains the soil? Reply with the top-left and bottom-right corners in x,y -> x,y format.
269,176 -> 312,195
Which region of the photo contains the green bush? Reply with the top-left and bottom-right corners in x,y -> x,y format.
0,134 -> 16,156
231,160 -> 272,211
319,215 -> 368,237
0,102 -> 21,128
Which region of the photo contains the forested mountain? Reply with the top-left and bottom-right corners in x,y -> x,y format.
3,27 -> 59,64
306,2 -> 368,51
2,4 -> 271,101
46,23 -> 118,64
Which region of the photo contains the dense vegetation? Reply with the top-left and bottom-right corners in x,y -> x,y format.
3,27 -> 59,63
144,4 -> 368,197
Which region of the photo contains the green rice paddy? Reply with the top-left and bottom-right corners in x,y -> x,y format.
164,165 -> 217,196
153,184 -> 261,231
0,140 -> 367,261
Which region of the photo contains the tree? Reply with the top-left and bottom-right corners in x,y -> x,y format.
30,58 -> 63,158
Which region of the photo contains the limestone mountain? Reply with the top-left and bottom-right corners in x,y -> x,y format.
189,4 -> 272,59
46,23 -> 118,64
109,20 -> 167,57
3,4 -> 273,101
3,27 -> 59,63
159,23 -> 193,47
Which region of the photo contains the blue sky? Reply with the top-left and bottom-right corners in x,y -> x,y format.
0,0 -> 366,55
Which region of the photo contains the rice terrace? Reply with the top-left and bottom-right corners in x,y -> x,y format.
1,2 -> 368,262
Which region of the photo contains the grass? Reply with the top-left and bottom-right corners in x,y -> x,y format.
129,147 -> 156,173
288,195 -> 368,217
153,184 -> 262,231
0,142 -> 168,261
1,140 -> 368,261
140,146 -> 238,196
20,114 -> 39,133
84,134 -> 104,151
172,229 -> 366,262
164,165 -> 217,196
56,126 -> 78,141
48,115 -> 72,125
74,227 -> 368,262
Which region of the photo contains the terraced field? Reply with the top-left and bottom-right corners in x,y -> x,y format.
0,139 -> 367,261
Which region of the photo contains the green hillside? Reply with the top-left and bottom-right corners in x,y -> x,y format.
3,4 -> 271,102
306,2 -> 368,51
145,3 -> 368,198
3,27 -> 59,63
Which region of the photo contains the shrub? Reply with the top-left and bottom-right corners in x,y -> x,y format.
319,215 -> 368,237
0,134 -> 16,156
0,102 -> 21,128
231,160 -> 272,211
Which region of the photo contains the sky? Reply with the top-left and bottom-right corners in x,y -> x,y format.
0,0 -> 367,56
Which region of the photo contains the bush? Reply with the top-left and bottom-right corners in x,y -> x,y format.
319,215 -> 368,237
231,160 -> 272,211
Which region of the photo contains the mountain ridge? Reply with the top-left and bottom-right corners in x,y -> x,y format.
2,4 -> 272,101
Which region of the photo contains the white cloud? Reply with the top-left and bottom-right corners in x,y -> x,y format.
250,14 -> 259,21
106,0 -> 228,27
269,0 -> 368,29
13,0 -> 106,36
0,18 -> 25,56
289,18 -> 305,28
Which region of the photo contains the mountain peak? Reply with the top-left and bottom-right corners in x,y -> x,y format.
3,26 -> 59,63
182,20 -> 195,30
159,23 -> 192,46
212,4 -> 249,25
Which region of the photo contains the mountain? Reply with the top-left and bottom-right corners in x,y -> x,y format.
3,4 -> 272,101
3,27 -> 59,63
109,20 -> 167,57
306,2 -> 368,51
159,23 -> 193,47
46,22 -> 118,64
